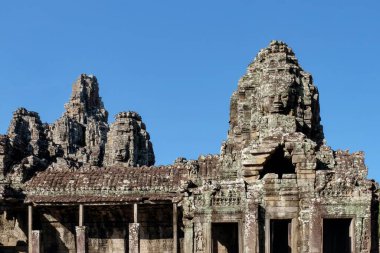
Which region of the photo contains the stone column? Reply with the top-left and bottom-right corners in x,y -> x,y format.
79,204 -> 84,226
76,204 -> 87,253
28,205 -> 33,253
134,203 -> 138,223
308,205 -> 322,253
265,218 -> 270,253
129,203 -> 140,253
76,226 -> 87,253
205,222 -> 212,253
183,220 -> 193,253
31,230 -> 41,253
244,203 -> 258,253
291,218 -> 299,253
173,203 -> 178,253
129,223 -> 140,253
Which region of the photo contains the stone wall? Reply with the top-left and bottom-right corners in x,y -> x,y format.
85,206 -> 132,253
0,206 -> 27,252
38,207 -> 78,253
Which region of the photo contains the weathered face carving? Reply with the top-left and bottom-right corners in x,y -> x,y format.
259,79 -> 297,115
114,148 -> 128,161
108,122 -> 132,163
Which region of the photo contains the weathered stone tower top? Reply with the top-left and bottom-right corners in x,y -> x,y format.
104,111 -> 155,167
64,73 -> 108,123
228,40 -> 324,153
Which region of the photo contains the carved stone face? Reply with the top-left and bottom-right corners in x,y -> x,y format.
114,147 -> 128,161
107,121 -> 132,164
259,79 -> 297,115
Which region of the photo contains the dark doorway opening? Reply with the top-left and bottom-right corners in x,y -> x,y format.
212,223 -> 239,253
323,219 -> 352,253
270,219 -> 291,253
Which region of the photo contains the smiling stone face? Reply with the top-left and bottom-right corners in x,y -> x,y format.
227,40 -> 324,154
111,119 -> 131,162
104,111 -> 155,167
114,148 -> 128,161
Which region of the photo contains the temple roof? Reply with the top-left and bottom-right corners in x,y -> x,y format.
24,166 -> 187,204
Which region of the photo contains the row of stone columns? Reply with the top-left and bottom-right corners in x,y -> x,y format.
28,203 -> 179,253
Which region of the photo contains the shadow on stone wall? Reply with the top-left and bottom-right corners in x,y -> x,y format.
39,206 -> 77,253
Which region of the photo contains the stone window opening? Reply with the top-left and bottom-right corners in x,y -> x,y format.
259,148 -> 295,179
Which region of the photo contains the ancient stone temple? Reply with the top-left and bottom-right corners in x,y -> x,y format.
0,41 -> 378,253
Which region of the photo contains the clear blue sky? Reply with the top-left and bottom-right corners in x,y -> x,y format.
0,1 -> 379,180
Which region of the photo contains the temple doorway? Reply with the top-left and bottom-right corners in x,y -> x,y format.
212,223 -> 239,253
270,219 -> 291,253
323,218 -> 352,253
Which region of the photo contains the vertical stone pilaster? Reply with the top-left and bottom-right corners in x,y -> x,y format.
28,205 -> 33,253
173,203 -> 178,253
291,218 -> 299,253
134,203 -> 138,223
360,217 -> 371,253
238,221 -> 243,253
79,204 -> 84,227
265,218 -> 270,253
31,230 -> 41,253
76,226 -> 87,253
308,206 -> 322,253
299,210 -> 311,253
244,203 -> 258,253
205,222 -> 212,253
129,223 -> 140,253
183,220 -> 193,253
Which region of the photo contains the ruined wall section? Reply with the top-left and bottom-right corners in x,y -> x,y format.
0,207 -> 28,250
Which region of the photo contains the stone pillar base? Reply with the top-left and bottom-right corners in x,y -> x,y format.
76,226 -> 87,253
129,223 -> 140,253
31,230 -> 41,253
183,220 -> 193,253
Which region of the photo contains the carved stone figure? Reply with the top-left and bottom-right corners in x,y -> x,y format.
195,229 -> 204,252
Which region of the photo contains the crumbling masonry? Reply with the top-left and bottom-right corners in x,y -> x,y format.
0,41 -> 378,253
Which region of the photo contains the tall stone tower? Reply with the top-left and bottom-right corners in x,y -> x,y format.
221,40 -> 324,181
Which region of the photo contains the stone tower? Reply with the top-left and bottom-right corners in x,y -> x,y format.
49,74 -> 109,166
